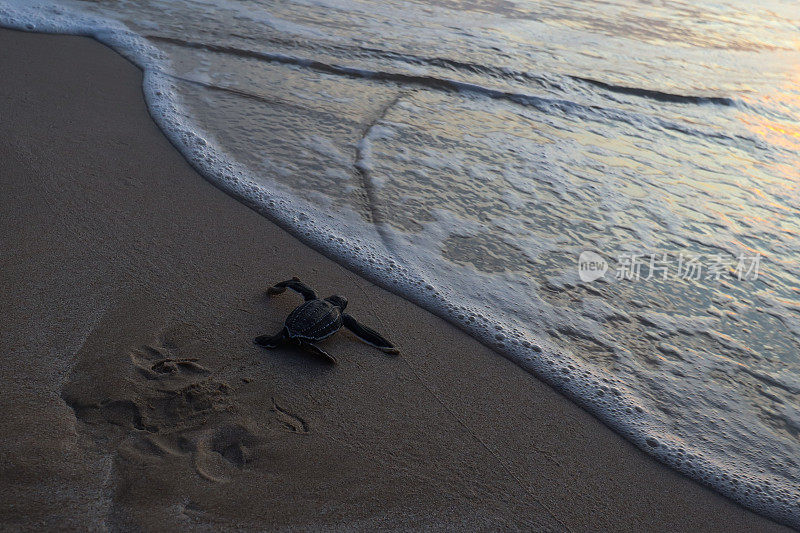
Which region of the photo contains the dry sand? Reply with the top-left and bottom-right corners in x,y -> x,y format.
0,28 -> 791,531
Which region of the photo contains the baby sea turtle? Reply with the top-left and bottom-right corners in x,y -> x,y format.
254,277 -> 399,364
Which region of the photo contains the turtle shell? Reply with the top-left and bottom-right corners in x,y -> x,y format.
284,300 -> 343,341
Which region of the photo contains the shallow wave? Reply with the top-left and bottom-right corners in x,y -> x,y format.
570,76 -> 736,106
147,35 -> 764,152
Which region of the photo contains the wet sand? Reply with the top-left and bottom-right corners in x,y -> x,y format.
0,28 -> 790,531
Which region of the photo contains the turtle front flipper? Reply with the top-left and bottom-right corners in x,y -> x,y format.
254,329 -> 287,349
298,340 -> 338,364
267,277 -> 317,301
342,313 -> 399,354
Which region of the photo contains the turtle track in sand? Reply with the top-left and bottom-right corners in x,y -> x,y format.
61,324 -> 306,484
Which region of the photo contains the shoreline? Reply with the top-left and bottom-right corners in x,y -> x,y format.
0,28 -> 790,531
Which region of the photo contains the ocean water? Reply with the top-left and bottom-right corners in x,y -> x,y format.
2,0 -> 799,525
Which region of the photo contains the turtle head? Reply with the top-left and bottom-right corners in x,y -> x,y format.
325,295 -> 348,310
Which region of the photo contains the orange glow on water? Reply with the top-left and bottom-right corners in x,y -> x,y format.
738,66 -> 800,154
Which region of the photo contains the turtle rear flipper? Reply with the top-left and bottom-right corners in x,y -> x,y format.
342,313 -> 398,354
298,340 -> 338,364
254,330 -> 287,348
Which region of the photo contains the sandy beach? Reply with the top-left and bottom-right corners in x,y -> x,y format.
0,28 -> 791,531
